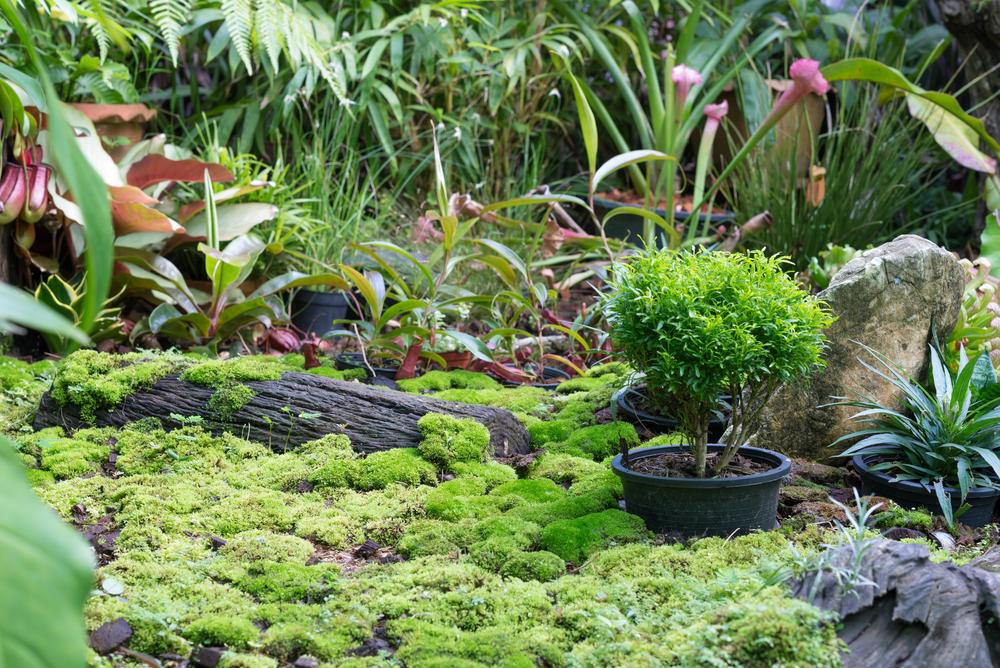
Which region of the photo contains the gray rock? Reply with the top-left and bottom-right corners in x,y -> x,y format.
794,539 -> 1000,667
88,617 -> 132,655
749,234 -> 963,462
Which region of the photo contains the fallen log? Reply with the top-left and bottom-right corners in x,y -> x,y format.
34,371 -> 530,457
793,539 -> 1000,667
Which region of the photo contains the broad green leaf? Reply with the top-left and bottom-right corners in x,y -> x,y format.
563,65 -> 598,175
592,150 -> 674,194
338,264 -> 383,322
906,94 -> 997,175
182,203 -> 278,241
0,283 -> 89,344
481,193 -> 589,216
821,58 -> 1000,154
0,437 -> 94,668
441,329 -> 494,362
249,273 -> 349,300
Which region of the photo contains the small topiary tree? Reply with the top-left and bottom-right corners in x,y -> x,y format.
602,249 -> 833,476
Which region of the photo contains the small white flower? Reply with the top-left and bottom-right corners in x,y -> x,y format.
438,17 -> 447,27
436,122 -> 445,132
471,112 -> 480,122
339,97 -> 356,107
460,8 -> 468,18
474,181 -> 485,190
341,32 -> 349,39
452,126 -> 462,141
548,88 -> 561,98
556,44 -> 569,58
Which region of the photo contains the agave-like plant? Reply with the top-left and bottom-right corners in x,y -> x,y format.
832,342 -> 1000,526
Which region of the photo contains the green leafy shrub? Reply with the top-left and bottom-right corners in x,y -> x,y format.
417,413 -> 491,470
602,249 -> 832,476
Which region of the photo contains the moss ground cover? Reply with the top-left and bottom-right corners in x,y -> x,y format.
5,355 -> 870,666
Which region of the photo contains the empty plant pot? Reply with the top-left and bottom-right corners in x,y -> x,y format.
290,289 -> 350,337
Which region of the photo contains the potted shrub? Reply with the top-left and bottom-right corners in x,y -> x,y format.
831,343 -> 1000,528
601,248 -> 833,536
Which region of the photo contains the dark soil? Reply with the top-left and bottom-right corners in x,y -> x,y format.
628,451 -> 773,478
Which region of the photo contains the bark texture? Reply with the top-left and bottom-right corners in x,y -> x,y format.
793,539 -> 1000,667
34,371 -> 531,457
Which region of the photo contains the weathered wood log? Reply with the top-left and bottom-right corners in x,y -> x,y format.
34,371 -> 530,457
792,539 -> 1000,667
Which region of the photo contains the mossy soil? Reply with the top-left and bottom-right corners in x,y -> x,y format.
3,352 -> 990,667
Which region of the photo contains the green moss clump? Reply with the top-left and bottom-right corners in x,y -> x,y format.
305,365 -> 366,381
185,614 -> 260,649
309,460 -> 358,490
397,520 -> 471,558
180,355 -> 292,386
207,383 -> 256,421
398,370 -> 501,394
218,652 -> 278,668
450,461 -> 517,490
468,535 -> 532,572
529,453 -> 603,485
500,551 -> 566,581
261,622 -> 360,661
552,399 -> 596,428
872,507 -> 934,532
425,477 -> 502,522
298,433 -> 355,458
547,422 -> 639,461
506,488 -> 617,526
433,386 -> 553,417
24,469 -> 55,486
222,530 -> 315,564
38,435 -> 110,479
540,509 -> 646,563
390,619 -> 558,668
555,376 -> 607,394
526,419 -> 575,446
50,350 -> 189,421
568,469 -> 623,500
237,562 -> 340,602
417,413 -> 491,470
490,479 -> 566,504
350,448 -> 437,491
471,516 -> 542,545
0,356 -> 33,390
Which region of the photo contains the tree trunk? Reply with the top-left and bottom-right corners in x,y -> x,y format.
939,0 -> 1000,246
793,539 -> 1000,667
33,371 -> 531,458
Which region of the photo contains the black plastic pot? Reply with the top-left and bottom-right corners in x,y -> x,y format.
593,196 -> 736,248
612,444 -> 790,536
613,385 -> 726,441
333,352 -> 400,381
290,289 -> 350,337
853,454 -> 1000,528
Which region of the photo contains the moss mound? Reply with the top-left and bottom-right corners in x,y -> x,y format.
540,509 -> 647,563
417,413 -> 491,470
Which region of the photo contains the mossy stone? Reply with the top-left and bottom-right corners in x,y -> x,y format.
546,422 -> 639,460
468,534 -> 532,572
529,453 -> 603,485
450,461 -> 517,490
506,488 -> 618,526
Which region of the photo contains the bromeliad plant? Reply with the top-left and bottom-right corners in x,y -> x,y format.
602,249 -> 832,477
831,342 -> 1000,527
124,172 -> 347,351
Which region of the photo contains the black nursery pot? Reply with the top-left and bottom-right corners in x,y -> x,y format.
612,444 -> 791,537
290,289 -> 350,337
593,196 -> 736,248
613,385 -> 726,441
334,352 -> 400,381
853,454 -> 1000,528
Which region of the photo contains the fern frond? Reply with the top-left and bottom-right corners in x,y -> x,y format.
83,0 -> 112,61
254,0 -> 281,71
149,0 -> 191,65
221,0 -> 254,75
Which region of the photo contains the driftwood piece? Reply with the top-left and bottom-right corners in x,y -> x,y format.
792,539 -> 1000,667
33,371 -> 530,457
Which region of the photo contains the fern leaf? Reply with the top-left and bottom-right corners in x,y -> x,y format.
255,0 -> 281,71
221,0 -> 254,75
150,0 -> 191,65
